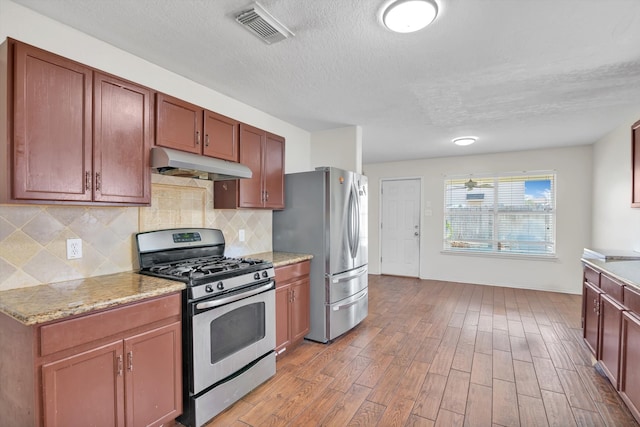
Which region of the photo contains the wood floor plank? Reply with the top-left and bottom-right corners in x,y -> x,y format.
288,387 -> 344,426
532,356 -> 564,393
345,400 -> 386,427
556,368 -> 597,412
571,407 -> 606,426
406,414 -> 436,427
518,394 -> 549,427
478,314 -> 493,332
493,329 -> 512,352
376,395 -> 414,427
470,351 -> 493,387
493,349 -> 515,382
493,378 -> 520,427
526,332 -> 550,359
546,342 -> 575,371
330,355 -> 373,393
508,320 -> 526,338
521,316 -> 541,335
464,383 -> 492,427
354,353 -> 394,388
441,369 -> 471,415
396,360 -> 430,401
514,360 -> 542,398
320,383 -> 371,426
413,373 -> 449,420
541,390 -> 577,427
510,336 -> 533,362
366,361 -> 408,405
435,408 -> 465,427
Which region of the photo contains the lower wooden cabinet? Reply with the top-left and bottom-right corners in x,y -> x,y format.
582,280 -> 602,357
275,261 -> 310,356
599,294 -> 624,387
0,292 -> 182,427
621,311 -> 640,421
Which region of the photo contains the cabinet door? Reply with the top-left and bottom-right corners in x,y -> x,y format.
583,280 -> 602,357
124,321 -> 182,427
42,340 -> 124,427
275,285 -> 291,354
12,41 -> 92,201
238,123 -> 265,208
599,294 -> 624,388
620,311 -> 640,421
290,277 -> 310,343
263,132 -> 285,209
94,72 -> 151,204
632,120 -> 640,207
204,110 -> 238,161
156,93 -> 202,154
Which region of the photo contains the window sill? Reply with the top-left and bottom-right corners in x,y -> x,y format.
440,249 -> 558,262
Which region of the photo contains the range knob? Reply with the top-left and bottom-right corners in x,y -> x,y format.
216,282 -> 224,290
254,272 -> 260,280
205,285 -> 214,293
262,271 -> 269,278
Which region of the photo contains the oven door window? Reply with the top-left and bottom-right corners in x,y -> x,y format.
210,302 -> 266,364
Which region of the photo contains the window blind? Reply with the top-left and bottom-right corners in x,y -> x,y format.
443,172 -> 556,256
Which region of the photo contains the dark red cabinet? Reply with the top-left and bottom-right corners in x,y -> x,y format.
621,311 -> 640,421
583,280 -> 602,357
3,39 -> 151,205
275,261 -> 310,357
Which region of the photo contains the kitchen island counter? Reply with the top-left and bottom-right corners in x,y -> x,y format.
250,251 -> 313,268
0,272 -> 185,325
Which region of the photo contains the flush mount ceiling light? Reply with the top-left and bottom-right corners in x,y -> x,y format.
452,136 -> 477,146
382,0 -> 438,33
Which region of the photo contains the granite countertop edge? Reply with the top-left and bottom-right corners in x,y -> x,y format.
250,251 -> 313,267
0,273 -> 186,326
581,258 -> 640,291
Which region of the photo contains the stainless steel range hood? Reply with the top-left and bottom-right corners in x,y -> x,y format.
151,147 -> 252,181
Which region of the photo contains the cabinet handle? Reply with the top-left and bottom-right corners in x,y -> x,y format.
265,191 -> 269,201
95,172 -> 101,191
116,355 -> 123,376
85,171 -> 91,191
196,130 -> 201,146
127,351 -> 133,371
206,134 -> 210,147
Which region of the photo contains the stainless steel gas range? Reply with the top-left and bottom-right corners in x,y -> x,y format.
135,228 -> 276,427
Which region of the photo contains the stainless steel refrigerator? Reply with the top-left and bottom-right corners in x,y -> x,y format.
273,167 -> 368,343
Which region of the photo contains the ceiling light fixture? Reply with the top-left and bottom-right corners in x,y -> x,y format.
382,0 -> 438,33
452,136 -> 477,146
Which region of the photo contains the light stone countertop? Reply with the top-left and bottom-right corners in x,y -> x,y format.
0,272 -> 185,326
249,251 -> 313,268
581,258 -> 640,291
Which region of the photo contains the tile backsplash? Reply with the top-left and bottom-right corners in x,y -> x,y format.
0,174 -> 272,291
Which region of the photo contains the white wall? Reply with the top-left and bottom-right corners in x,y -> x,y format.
311,126 -> 362,173
0,0 -> 311,173
592,114 -> 640,250
364,145 -> 593,294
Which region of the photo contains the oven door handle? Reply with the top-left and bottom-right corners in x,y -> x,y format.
195,281 -> 274,310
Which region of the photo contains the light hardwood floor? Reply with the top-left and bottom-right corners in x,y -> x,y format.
183,275 -> 639,427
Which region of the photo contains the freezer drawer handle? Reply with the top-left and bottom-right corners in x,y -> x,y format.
332,290 -> 368,311
196,281 -> 274,310
332,266 -> 367,284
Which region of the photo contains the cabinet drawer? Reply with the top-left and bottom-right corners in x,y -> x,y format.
624,286 -> 640,314
584,265 -> 600,287
275,261 -> 310,288
40,293 -> 181,357
601,274 -> 624,302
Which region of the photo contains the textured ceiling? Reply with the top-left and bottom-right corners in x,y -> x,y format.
11,0 -> 640,163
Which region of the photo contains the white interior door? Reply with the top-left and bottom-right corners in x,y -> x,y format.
381,178 -> 421,277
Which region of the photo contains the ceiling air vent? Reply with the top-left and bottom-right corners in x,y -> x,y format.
235,2 -> 294,45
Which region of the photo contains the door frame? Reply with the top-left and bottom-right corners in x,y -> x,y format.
378,176 -> 423,278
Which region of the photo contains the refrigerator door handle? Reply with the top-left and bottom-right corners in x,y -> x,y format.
332,290 -> 368,311
331,266 -> 368,283
347,182 -> 360,259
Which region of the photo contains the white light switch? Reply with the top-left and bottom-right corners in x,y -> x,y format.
66,238 -> 82,259
239,229 -> 245,242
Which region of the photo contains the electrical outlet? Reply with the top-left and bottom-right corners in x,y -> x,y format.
239,229 -> 245,242
66,238 -> 82,259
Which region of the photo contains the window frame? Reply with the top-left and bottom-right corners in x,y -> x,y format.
442,171 -> 557,259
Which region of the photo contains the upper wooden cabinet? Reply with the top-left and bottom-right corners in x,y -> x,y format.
632,119 -> 640,207
1,39 -> 151,205
156,93 -> 239,162
213,124 -> 285,209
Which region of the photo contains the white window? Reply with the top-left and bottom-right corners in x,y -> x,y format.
443,172 -> 556,257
